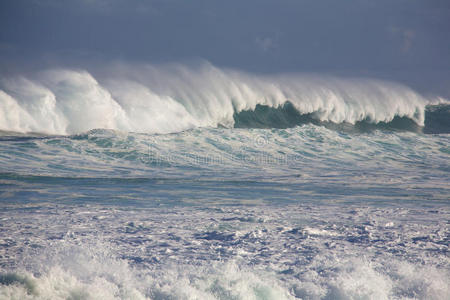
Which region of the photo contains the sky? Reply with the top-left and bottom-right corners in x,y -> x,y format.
1,0 -> 449,96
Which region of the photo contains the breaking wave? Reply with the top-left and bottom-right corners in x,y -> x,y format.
0,63 -> 448,135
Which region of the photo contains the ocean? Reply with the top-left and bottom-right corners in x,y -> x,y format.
0,64 -> 449,299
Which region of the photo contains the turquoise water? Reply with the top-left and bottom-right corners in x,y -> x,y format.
1,126 -> 449,206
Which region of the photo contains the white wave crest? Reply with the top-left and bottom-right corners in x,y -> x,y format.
0,63 -> 430,134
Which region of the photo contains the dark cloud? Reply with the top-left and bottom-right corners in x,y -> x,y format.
1,0 -> 449,95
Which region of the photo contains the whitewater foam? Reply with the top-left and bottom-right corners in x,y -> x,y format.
1,204 -> 448,299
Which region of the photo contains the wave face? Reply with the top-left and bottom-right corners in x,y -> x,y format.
1,63 -> 446,135
234,102 -> 450,133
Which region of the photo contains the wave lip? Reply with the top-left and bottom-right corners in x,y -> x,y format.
0,63 -> 442,135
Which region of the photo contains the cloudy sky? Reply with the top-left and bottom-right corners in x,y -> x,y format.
1,0 -> 449,95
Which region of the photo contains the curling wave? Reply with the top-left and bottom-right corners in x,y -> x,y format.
0,63 -> 447,135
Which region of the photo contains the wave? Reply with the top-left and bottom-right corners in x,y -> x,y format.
0,63 -> 447,135
234,102 -> 450,133
423,104 -> 450,134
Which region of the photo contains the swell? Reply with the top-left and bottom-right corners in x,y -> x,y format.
0,63 -> 446,135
